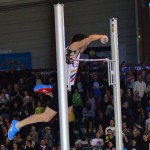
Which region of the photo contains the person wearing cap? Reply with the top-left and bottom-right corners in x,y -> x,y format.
8,33 -> 108,140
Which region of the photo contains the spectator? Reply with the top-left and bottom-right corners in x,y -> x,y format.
40,139 -> 50,150
0,92 -> 10,117
139,133 -> 149,150
34,101 -> 44,114
42,126 -> 54,149
145,112 -> 150,131
72,87 -> 83,124
104,129 -> 116,147
105,141 -> 116,150
91,131 -> 104,149
105,119 -> 115,135
29,125 -> 39,145
133,74 -> 146,99
11,84 -> 24,108
128,139 -> 138,150
82,101 -> 95,137
0,143 -> 8,150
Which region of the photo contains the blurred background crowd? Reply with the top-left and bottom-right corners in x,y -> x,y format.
0,52 -> 150,150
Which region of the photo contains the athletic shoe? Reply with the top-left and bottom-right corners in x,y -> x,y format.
33,84 -> 53,95
8,120 -> 20,140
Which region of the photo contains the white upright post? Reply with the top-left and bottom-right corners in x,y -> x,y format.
54,4 -> 70,150
110,18 -> 123,150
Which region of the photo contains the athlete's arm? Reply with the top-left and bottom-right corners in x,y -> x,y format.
68,34 -> 108,53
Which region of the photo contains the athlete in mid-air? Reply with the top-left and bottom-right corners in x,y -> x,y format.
8,33 -> 108,140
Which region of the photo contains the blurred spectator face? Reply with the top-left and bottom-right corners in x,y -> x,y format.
104,94 -> 109,102
45,126 -> 51,132
13,102 -> 18,108
107,129 -> 113,136
14,84 -> 19,91
37,101 -> 42,107
0,144 -> 5,150
24,91 -> 29,96
143,134 -> 148,141
13,142 -> 18,149
131,139 -> 137,146
26,135 -> 32,141
138,75 -> 142,82
40,139 -> 46,146
110,120 -> 115,127
147,125 -> 150,131
96,131 -> 101,138
0,115 -> 4,123
107,141 -> 113,148
122,122 -> 127,129
19,78 -> 24,84
13,135 -> 18,142
2,126 -> 8,133
141,70 -> 146,79
123,102 -> 129,109
31,126 -> 36,131
7,84 -> 12,91
127,88 -> 131,94
133,128 -> 140,136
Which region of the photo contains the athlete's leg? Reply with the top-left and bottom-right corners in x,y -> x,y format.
17,107 -> 57,128
8,107 -> 57,140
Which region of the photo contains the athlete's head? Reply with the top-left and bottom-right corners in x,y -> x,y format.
71,34 -> 87,43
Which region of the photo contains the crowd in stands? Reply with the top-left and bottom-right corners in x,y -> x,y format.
0,54 -> 150,149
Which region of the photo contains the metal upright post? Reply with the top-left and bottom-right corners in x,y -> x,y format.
110,18 -> 123,150
54,4 -> 70,150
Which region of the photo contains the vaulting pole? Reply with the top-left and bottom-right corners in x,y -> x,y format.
54,4 -> 70,150
110,18 -> 123,150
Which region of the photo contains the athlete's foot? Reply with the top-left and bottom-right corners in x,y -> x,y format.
8,120 -> 20,140
34,84 -> 53,95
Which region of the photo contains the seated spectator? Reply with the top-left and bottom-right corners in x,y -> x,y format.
130,127 -> 142,147
72,87 -> 83,124
21,90 -> 35,118
10,102 -> 21,119
0,115 -> 7,144
0,92 -> 10,117
42,126 -> 54,149
39,139 -> 50,150
82,101 -> 95,137
145,100 -> 150,113
12,142 -> 20,150
145,82 -> 150,98
105,141 -> 116,150
100,94 -> 112,124
128,139 -> 138,150
122,122 -> 131,141
91,131 -> 104,149
125,70 -> 135,91
11,84 -> 24,108
122,101 -> 133,126
104,129 -> 116,147
35,101 -> 44,114
0,143 -> 8,150
97,124 -> 104,137
23,140 -> 34,150
105,119 -> 115,135
145,112 -> 150,130
139,132 -> 149,150
124,88 -> 134,108
133,74 -> 146,99
4,138 -> 11,150
134,102 -> 145,126
29,125 -> 39,145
